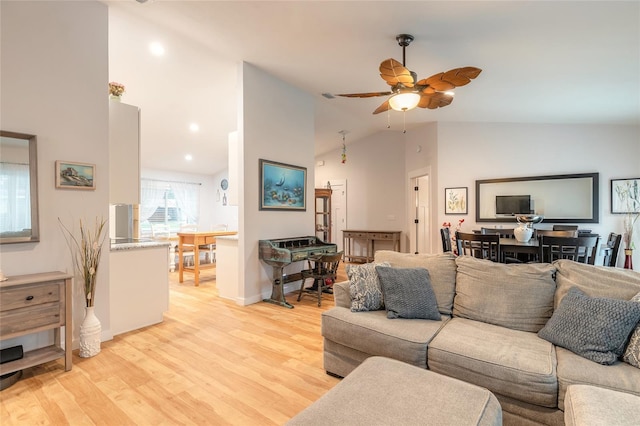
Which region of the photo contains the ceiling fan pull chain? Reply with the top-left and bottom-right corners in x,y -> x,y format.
387,108 -> 391,129
403,110 -> 407,133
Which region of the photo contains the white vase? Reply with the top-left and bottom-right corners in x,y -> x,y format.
514,224 -> 533,243
79,306 -> 101,358
109,94 -> 121,102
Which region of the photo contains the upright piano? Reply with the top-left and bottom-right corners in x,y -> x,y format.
259,236 -> 337,308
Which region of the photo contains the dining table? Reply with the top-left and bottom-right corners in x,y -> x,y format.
499,237 -> 539,262
178,230 -> 238,286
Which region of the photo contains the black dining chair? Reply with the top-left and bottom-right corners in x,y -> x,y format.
298,251 -> 343,307
440,228 -> 452,252
456,231 -> 501,262
538,235 -> 599,265
552,225 -> 579,231
602,232 -> 622,267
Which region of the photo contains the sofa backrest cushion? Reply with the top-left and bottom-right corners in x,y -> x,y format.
453,256 -> 557,332
553,259 -> 640,308
374,251 -> 457,315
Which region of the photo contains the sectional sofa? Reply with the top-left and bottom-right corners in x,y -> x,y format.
321,251 -> 640,425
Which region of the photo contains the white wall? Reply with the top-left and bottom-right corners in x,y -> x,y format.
436,122 -> 640,264
315,131 -> 407,250
316,121 -> 639,265
0,1 -> 110,348
238,62 -> 315,304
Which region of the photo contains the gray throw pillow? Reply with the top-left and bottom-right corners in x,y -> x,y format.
375,266 -> 441,320
538,287 -> 640,365
622,292 -> 640,368
348,262 -> 390,312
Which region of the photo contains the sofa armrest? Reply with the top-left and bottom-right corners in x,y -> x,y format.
333,280 -> 351,308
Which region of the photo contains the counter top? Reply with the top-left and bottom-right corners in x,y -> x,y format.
110,238 -> 171,251
216,235 -> 239,241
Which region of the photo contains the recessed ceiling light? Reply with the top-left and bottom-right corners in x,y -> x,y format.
189,123 -> 199,132
185,154 -> 193,161
149,42 -> 165,56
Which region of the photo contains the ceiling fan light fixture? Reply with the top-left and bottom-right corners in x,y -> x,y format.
388,92 -> 421,111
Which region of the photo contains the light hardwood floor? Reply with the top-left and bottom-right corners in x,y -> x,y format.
0,264 -> 349,425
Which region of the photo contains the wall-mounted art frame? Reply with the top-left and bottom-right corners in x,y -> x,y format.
445,187 -> 468,215
259,159 -> 306,211
611,177 -> 640,214
55,160 -> 96,190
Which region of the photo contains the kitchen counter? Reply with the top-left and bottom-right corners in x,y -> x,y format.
110,238 -> 171,251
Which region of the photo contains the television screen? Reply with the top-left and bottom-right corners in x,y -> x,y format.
496,195 -> 531,215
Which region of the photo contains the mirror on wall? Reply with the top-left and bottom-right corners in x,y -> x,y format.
476,173 -> 599,224
0,131 -> 40,243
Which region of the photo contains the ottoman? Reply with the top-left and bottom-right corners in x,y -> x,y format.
287,356 -> 502,426
564,385 -> 640,426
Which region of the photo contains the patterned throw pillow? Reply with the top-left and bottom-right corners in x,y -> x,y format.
375,266 -> 441,320
538,287 -> 640,365
348,262 -> 389,312
622,292 -> 640,368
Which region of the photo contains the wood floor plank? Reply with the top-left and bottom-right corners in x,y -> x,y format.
0,263 -> 346,424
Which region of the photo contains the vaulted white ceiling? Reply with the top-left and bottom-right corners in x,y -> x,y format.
107,1 -> 640,176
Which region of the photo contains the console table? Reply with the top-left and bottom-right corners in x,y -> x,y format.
343,230 -> 401,263
0,271 -> 73,374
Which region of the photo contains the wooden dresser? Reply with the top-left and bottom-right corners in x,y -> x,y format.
0,271 -> 73,374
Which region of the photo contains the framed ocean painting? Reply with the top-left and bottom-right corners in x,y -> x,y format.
259,159 -> 306,211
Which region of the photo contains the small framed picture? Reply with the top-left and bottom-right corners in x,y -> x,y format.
259,159 -> 307,211
611,178 -> 639,214
445,187 -> 468,215
55,161 -> 96,190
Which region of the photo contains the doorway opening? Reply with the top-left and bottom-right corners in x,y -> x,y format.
326,179 -> 347,252
408,169 -> 431,254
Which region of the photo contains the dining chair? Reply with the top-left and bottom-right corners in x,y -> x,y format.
602,232 -> 622,267
298,251 -> 343,307
535,229 -> 578,239
440,228 -> 452,252
480,227 -> 515,239
178,224 -> 197,266
204,224 -> 228,263
538,235 -> 599,264
456,232 -> 501,262
552,225 -> 579,231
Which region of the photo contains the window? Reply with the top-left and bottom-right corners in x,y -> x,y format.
140,179 -> 200,237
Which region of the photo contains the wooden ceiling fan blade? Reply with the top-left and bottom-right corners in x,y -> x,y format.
336,91 -> 392,98
379,58 -> 415,87
418,92 -> 454,109
423,66 -> 482,91
373,99 -> 390,114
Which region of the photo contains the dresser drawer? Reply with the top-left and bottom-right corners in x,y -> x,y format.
0,302 -> 62,335
0,282 -> 61,312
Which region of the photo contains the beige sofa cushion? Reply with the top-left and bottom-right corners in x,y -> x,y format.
428,318 -> 558,408
374,251 -> 457,315
553,259 -> 640,308
555,346 -> 640,410
453,256 -> 557,332
321,307 -> 448,369
565,384 -> 640,426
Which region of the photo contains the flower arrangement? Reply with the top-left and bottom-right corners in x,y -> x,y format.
59,217 -> 108,307
442,218 -> 465,255
108,81 -> 125,97
615,180 -> 640,249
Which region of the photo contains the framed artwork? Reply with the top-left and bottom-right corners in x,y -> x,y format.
55,161 -> 96,190
445,187 -> 468,215
259,159 -> 307,211
611,178 -> 640,214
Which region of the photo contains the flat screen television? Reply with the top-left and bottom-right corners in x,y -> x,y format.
495,195 -> 531,215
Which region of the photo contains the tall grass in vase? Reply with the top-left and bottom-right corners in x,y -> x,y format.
59,217 -> 107,357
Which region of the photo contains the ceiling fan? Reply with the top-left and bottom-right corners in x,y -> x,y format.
337,34 -> 482,114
